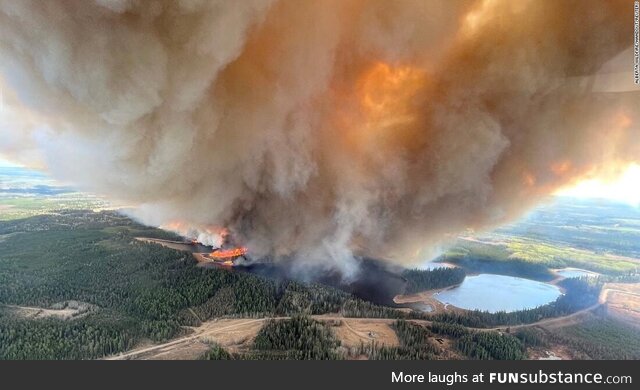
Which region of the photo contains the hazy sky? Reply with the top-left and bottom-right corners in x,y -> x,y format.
3,151 -> 638,206
555,164 -> 640,206
0,156 -> 19,167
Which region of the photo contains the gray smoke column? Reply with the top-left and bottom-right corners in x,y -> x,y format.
0,0 -> 638,273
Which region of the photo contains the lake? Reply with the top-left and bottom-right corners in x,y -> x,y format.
555,268 -> 599,279
433,274 -> 562,313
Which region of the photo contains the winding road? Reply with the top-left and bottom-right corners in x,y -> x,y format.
106,302 -> 606,360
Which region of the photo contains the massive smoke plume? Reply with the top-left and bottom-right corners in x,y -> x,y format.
1,0 -> 638,274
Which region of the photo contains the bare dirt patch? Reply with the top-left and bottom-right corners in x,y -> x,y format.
601,283 -> 640,326
199,319 -> 265,353
528,346 -> 574,360
135,237 -> 192,252
394,288 -> 463,314
139,339 -> 211,360
328,318 -> 399,348
605,282 -> 640,295
2,300 -> 95,320
107,318 -> 268,360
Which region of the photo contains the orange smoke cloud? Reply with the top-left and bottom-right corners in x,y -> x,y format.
0,0 -> 638,274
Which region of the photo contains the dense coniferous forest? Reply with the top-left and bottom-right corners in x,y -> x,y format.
0,212 -> 404,359
430,321 -> 469,338
455,332 -> 525,360
359,320 -> 525,360
200,317 -> 342,360
513,327 -> 549,348
515,318 -> 640,360
430,321 -> 525,359
0,311 -> 138,360
391,320 -> 440,359
201,343 -> 233,360
1,211 -> 637,361
440,256 -> 554,281
248,316 -> 341,360
402,268 -> 466,294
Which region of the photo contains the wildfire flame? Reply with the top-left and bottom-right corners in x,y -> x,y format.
210,247 -> 248,260
161,220 -> 246,260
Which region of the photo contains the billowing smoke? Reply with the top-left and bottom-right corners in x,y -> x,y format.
1,0 -> 638,274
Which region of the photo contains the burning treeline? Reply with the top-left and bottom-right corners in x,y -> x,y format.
162,222 -> 247,262
0,0 -> 638,274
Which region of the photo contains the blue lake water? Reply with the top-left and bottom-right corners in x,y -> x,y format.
556,268 -> 599,278
434,274 -> 562,313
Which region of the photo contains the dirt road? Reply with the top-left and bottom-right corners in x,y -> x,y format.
106,281 -> 635,360
0,303 -> 90,320
105,318 -> 270,360
484,285 -> 640,331
106,316 -> 406,360
105,303 -> 608,360
485,304 -> 601,331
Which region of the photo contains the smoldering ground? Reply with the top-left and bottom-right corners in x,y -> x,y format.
0,0 -> 638,276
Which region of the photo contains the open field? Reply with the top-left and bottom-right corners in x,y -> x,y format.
106,316 -> 405,360
107,318 -> 267,360
325,317 -> 399,349
134,237 -> 193,252
601,283 -> 640,326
